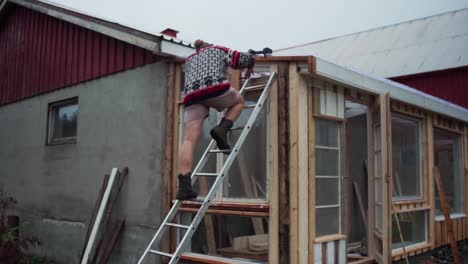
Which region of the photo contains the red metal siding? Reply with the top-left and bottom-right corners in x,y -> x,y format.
392,66 -> 468,109
0,4 -> 159,106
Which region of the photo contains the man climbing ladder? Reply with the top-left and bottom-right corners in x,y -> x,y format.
137,40 -> 275,264
176,39 -> 256,200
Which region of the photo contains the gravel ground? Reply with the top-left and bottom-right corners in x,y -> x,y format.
428,240 -> 468,264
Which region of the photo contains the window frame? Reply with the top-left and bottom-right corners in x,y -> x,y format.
314,117 -> 342,237
391,113 -> 423,201
391,209 -> 429,252
433,127 -> 464,216
46,97 -> 78,145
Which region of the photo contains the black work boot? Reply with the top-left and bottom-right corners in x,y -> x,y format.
176,173 -> 197,200
210,118 -> 233,151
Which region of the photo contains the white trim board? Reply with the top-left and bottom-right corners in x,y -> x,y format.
305,56 -> 468,123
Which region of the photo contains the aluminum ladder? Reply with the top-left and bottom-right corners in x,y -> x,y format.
137,72 -> 277,264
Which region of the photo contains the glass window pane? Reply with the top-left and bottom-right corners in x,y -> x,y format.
316,207 -> 339,237
434,129 -> 462,214
392,115 -> 422,199
376,204 -> 382,231
316,178 -> 339,206
52,103 -> 78,139
392,211 -> 427,249
315,119 -> 338,147
224,93 -> 268,199
316,148 -> 338,176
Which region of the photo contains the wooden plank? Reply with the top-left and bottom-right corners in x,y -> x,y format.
179,200 -> 269,211
162,62 -> 176,218
427,115 -> 436,249
434,167 -> 461,264
98,219 -> 125,264
308,79 -> 316,264
178,207 -> 269,217
288,62 -> 299,264
91,167 -> 128,263
288,62 -> 309,264
277,62 -> 290,264
314,234 -> 346,243
268,63 -> 280,264
313,113 -> 345,122
314,243 -> 322,264
385,94 -> 393,263
81,168 -> 119,264
327,241 -> 335,263
353,181 -> 368,233
338,239 -> 346,264
81,174 -> 110,259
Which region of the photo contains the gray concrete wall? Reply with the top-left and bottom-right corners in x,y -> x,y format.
0,62 -> 169,263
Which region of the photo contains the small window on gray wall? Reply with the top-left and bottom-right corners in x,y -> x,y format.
47,97 -> 78,145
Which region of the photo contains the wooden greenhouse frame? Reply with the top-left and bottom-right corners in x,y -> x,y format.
163,56 -> 468,264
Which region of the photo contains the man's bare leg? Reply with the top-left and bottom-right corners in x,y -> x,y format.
210,95 -> 245,150
176,118 -> 203,200
225,95 -> 245,121
178,118 -> 204,174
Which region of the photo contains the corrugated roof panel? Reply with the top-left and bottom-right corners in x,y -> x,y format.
0,4 -> 161,106
276,8 -> 468,77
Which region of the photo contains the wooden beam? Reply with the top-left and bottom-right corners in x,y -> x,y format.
91,167 -> 128,263
308,77 -> 316,264
427,115 -> 436,249
433,167 -> 461,264
268,63 -> 280,264
288,62 -> 309,264
162,63 -> 176,220
98,219 -> 125,264
81,168 -> 119,264
353,181 -> 368,233
178,207 -> 269,217
277,62 -> 290,264
81,174 -> 110,259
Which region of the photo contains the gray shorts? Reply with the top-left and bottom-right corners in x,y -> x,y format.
184,88 -> 242,124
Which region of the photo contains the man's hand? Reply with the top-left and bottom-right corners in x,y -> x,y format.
245,68 -> 253,79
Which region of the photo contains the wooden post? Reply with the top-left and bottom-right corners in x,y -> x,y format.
277,62 -> 290,264
308,80 -> 316,264
268,63 -> 280,264
288,62 -> 309,264
433,167 -> 461,264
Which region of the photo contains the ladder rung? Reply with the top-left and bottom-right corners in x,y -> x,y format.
194,172 -> 219,177
244,104 -> 256,109
244,84 -> 266,92
231,126 -> 245,130
149,250 -> 173,258
165,223 -> 190,229
208,149 -> 231,153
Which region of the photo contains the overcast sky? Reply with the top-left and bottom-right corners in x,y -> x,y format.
47,0 -> 468,51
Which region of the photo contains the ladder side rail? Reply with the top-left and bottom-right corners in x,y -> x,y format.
137,200 -> 184,264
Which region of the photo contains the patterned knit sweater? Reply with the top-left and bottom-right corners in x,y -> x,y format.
183,45 -> 255,106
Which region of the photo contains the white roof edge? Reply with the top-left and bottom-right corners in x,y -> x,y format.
313,56 -> 468,123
